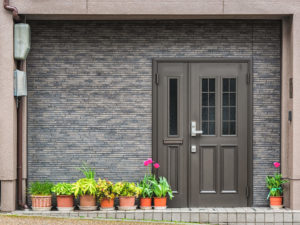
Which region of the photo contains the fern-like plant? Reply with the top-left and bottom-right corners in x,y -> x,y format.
28,181 -> 53,196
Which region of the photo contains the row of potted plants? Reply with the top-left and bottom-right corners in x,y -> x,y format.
29,159 -> 174,211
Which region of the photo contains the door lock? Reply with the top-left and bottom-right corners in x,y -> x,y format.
191,121 -> 203,136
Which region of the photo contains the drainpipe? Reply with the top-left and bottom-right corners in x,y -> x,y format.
4,0 -> 26,209
3,0 -> 21,22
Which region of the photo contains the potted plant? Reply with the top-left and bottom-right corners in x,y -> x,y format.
151,177 -> 174,209
266,162 -> 289,209
72,164 -> 97,210
28,181 -> 54,211
97,178 -> 116,210
113,182 -> 140,210
51,183 -> 74,211
137,174 -> 155,209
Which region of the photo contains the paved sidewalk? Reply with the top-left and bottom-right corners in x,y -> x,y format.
9,207 -> 300,224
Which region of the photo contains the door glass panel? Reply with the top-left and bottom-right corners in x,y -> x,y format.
202,78 -> 216,135
222,78 -> 237,135
169,79 -> 178,135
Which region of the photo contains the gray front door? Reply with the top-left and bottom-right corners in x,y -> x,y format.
154,60 -> 250,207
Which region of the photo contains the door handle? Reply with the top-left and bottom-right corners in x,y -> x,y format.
191,121 -> 203,136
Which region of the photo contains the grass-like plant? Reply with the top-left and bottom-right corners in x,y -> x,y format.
51,183 -> 74,196
137,174 -> 155,198
266,173 -> 289,198
151,177 -> 174,200
28,181 -> 53,196
78,163 -> 95,179
72,178 -> 97,198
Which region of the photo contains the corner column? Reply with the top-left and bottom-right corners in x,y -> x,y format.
0,8 -> 17,211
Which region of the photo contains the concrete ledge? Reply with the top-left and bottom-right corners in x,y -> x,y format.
10,207 -> 300,224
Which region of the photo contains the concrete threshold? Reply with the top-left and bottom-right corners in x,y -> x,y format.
8,207 -> 300,224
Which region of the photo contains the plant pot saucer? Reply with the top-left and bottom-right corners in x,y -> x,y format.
57,207 -> 74,211
154,206 -> 167,210
79,205 -> 97,211
140,206 -> 152,210
270,205 -> 283,209
100,207 -> 115,211
32,207 -> 52,211
117,205 -> 137,211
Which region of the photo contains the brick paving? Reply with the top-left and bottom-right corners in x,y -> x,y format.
9,207 -> 300,224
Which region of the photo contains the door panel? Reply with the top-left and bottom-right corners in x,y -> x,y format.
190,62 -> 248,207
156,62 -> 188,207
155,60 -> 249,207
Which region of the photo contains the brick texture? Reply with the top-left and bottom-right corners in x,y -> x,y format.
26,20 -> 281,206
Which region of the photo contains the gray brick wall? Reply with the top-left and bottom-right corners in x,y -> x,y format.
27,20 -> 281,206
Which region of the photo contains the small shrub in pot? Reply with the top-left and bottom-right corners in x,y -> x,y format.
51,183 -> 74,211
97,178 -> 116,210
28,181 -> 53,211
113,182 -> 140,210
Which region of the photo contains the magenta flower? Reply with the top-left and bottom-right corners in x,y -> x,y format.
147,158 -> 153,164
273,162 -> 280,168
144,160 -> 150,166
154,163 -> 160,169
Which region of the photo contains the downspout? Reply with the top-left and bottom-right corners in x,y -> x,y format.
3,0 -> 21,21
4,0 -> 26,209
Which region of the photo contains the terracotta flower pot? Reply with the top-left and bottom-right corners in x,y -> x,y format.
79,195 -> 97,211
154,197 -> 167,209
100,198 -> 114,210
119,196 -> 136,210
140,197 -> 152,210
269,196 -> 283,209
31,195 -> 52,211
56,195 -> 74,211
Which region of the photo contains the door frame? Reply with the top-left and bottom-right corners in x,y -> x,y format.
152,58 -> 253,207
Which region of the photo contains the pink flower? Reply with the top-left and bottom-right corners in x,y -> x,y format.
147,158 -> 153,164
144,160 -> 150,166
273,162 -> 280,168
154,163 -> 160,169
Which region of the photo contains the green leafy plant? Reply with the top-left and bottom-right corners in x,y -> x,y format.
28,181 -> 54,196
266,173 -> 289,198
97,178 -> 116,201
51,183 -> 74,196
137,174 -> 156,198
151,177 -> 174,200
112,182 -> 140,198
78,163 -> 95,179
72,178 -> 97,198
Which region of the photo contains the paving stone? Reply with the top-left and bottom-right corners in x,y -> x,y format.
227,212 -> 237,222
246,212 -> 255,222
265,212 -> 274,223
171,211 -> 180,222
115,211 -> 125,219
284,212 -> 293,222
69,211 -> 79,217
255,213 -> 264,223
237,212 -> 246,222
218,213 -> 227,223
106,211 -> 116,219
294,212 -> 300,222
134,211 -> 144,220
162,212 -> 171,221
143,211 -> 153,220
78,212 -> 87,217
199,212 -> 209,223
190,212 -> 200,223
97,211 -> 106,219
180,212 -> 190,222
274,212 -> 283,222
153,211 -> 162,221
208,213 -> 218,223
86,212 -> 98,218
125,211 -> 134,219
